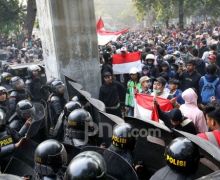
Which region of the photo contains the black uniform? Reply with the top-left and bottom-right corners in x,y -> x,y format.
26,77 -> 43,102
179,70 -> 201,93
9,90 -> 29,114
48,94 -> 66,129
0,125 -> 20,171
99,80 -> 125,117
9,115 -> 30,137
47,80 -> 66,130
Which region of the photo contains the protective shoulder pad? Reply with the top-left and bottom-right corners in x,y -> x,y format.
25,79 -> 32,85
9,91 -> 18,97
50,96 -> 60,102
9,120 -> 21,130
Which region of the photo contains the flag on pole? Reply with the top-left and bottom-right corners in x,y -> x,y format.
96,17 -> 128,46
134,93 -> 173,122
112,52 -> 142,74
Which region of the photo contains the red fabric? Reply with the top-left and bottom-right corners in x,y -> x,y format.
151,103 -> 159,122
213,130 -> 220,146
112,52 -> 141,64
135,94 -> 173,122
96,17 -> 105,31
197,130 -> 220,146
197,133 -> 209,140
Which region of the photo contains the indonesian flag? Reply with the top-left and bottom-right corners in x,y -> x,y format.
96,17 -> 128,46
112,52 -> 142,74
134,93 -> 173,122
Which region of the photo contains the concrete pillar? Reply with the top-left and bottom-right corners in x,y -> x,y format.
36,0 -> 101,98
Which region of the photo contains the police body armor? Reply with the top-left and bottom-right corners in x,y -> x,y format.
48,94 -> 66,129
0,127 -> 15,157
0,125 -> 20,172
9,90 -> 30,113
26,78 -> 43,102
0,99 -> 11,121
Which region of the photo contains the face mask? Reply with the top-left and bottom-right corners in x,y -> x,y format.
153,89 -> 161,95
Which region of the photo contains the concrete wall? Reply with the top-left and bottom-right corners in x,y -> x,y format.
36,0 -> 101,98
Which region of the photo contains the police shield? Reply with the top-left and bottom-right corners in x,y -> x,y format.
81,146 -> 138,180
4,139 -> 38,176
33,102 -> 45,121
63,143 -> 81,164
124,116 -> 173,178
87,97 -> 105,112
99,111 -> 125,147
69,81 -> 90,103
173,129 -> 220,178
3,157 -> 34,177
27,102 -> 46,141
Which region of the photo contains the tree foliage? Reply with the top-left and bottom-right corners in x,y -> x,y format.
132,0 -> 220,27
0,0 -> 25,36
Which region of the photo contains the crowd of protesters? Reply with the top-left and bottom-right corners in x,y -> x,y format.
0,35 -> 43,65
99,22 -> 220,147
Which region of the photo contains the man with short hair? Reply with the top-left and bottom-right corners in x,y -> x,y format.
99,71 -> 125,117
178,60 -> 201,94
151,77 -> 169,99
167,79 -> 184,105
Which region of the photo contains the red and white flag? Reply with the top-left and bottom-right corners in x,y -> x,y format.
112,52 -> 142,74
134,93 -> 173,122
96,17 -> 128,46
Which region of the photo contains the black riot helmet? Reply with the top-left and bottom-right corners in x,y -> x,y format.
66,109 -> 96,141
0,86 -> 8,97
27,65 -> 41,77
64,151 -> 107,180
64,101 -> 82,118
0,72 -> 12,84
51,80 -> 65,95
164,137 -> 200,175
35,139 -> 67,176
111,123 -> 136,151
10,76 -> 25,90
0,108 -> 6,127
16,99 -> 35,119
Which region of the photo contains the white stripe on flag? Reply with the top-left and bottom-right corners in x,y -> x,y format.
134,100 -> 152,121
113,60 -> 142,74
97,34 -> 120,46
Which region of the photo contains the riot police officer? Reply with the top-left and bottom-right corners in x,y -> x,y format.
64,151 -> 107,180
108,123 -> 136,165
9,99 -> 35,137
0,108 -> 25,171
0,72 -> 12,91
64,108 -> 96,148
47,80 -> 66,130
150,137 -> 200,180
9,76 -> 30,114
0,86 -> 11,120
25,65 -> 44,102
50,101 -> 81,140
34,139 -> 67,180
